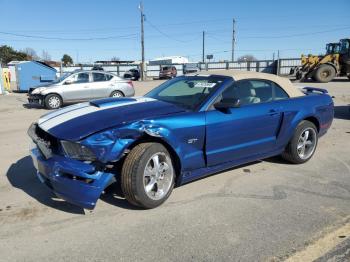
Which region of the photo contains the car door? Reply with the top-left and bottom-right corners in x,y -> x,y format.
90,72 -> 114,99
205,79 -> 288,166
62,72 -> 92,102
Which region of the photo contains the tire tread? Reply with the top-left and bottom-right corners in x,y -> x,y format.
121,143 -> 152,207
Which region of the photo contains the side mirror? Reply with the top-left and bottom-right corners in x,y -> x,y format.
214,99 -> 240,112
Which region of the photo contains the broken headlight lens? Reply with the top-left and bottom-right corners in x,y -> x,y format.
61,141 -> 96,161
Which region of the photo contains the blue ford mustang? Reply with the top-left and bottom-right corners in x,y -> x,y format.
28,71 -> 334,209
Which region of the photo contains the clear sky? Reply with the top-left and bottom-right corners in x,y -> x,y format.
0,0 -> 349,63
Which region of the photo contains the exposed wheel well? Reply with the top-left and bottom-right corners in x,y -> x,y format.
303,116 -> 320,132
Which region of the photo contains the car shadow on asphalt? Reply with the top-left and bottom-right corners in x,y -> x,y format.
22,103 -> 43,109
6,156 -> 86,214
22,103 -> 70,110
334,105 -> 350,120
100,183 -> 143,210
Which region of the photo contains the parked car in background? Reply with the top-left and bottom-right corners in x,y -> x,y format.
159,65 -> 177,79
28,70 -> 333,209
184,63 -> 200,74
91,65 -> 104,71
123,68 -> 140,81
28,70 -> 135,109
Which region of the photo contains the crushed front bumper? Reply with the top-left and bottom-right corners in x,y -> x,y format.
30,147 -> 115,209
27,94 -> 44,105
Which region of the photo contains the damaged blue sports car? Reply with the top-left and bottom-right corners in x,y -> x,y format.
28,71 -> 334,209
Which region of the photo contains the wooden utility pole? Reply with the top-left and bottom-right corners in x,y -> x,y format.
202,31 -> 205,63
139,1 -> 145,80
232,18 -> 235,62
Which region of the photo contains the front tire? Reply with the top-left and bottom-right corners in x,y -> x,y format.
44,94 -> 62,109
314,64 -> 336,83
282,121 -> 318,164
121,143 -> 175,208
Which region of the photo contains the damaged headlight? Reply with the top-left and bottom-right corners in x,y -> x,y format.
61,141 -> 96,161
31,87 -> 47,94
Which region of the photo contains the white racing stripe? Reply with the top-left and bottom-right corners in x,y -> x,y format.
38,102 -> 90,125
38,97 -> 155,132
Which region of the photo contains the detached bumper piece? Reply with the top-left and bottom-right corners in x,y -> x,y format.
30,147 -> 114,209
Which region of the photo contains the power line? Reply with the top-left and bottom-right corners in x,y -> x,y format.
243,26 -> 350,39
145,19 -> 189,43
0,31 -> 138,41
2,24 -> 348,42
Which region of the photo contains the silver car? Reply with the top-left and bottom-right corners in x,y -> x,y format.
28,70 -> 135,109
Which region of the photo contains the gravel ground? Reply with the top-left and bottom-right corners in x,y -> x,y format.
0,77 -> 349,262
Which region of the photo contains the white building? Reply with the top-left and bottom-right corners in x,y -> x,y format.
149,56 -> 189,65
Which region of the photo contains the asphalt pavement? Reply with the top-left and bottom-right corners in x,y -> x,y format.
0,77 -> 349,262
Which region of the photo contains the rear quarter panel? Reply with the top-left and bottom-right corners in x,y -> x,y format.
275,93 -> 333,150
117,82 -> 135,97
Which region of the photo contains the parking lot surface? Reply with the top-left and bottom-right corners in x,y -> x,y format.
0,78 -> 349,261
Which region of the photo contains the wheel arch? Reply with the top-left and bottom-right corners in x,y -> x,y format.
125,134 -> 182,186
43,92 -> 63,107
303,116 -> 320,133
44,92 -> 63,101
110,90 -> 125,97
281,114 -> 321,149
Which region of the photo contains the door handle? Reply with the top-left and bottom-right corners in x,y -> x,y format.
83,86 -> 89,88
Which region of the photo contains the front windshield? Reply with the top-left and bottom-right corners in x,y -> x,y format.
340,40 -> 350,54
145,76 -> 225,110
53,72 -> 73,83
326,44 -> 340,54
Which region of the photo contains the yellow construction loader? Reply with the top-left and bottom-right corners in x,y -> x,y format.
290,39 -> 350,82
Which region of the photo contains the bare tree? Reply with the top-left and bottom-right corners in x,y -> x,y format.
237,54 -> 257,62
41,50 -> 51,61
22,47 -> 39,60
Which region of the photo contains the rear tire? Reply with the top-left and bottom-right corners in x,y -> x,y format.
110,90 -> 124,98
281,121 -> 318,164
121,143 -> 175,209
44,94 -> 62,109
314,64 -> 336,83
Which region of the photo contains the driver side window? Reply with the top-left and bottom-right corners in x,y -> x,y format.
220,79 -> 289,106
221,80 -> 262,106
67,73 -> 90,84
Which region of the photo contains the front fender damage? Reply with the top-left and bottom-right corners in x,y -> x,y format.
82,120 -> 174,164
55,121 -> 178,209
30,119 -> 179,209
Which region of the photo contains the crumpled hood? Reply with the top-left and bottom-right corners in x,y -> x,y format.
38,97 -> 185,141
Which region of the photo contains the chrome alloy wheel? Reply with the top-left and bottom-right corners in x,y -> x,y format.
112,92 -> 122,97
48,96 -> 61,108
297,127 -> 317,160
143,152 -> 174,200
